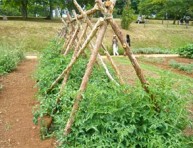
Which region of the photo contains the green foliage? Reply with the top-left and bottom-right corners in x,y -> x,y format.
132,48 -> 174,54
0,44 -> 24,75
178,44 -> 193,59
0,4 -> 20,16
34,40 -> 192,147
138,0 -> 193,20
169,60 -> 193,73
121,5 -> 135,29
139,57 -> 165,63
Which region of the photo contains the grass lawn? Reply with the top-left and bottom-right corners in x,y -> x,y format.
0,20 -> 61,54
0,19 -> 193,54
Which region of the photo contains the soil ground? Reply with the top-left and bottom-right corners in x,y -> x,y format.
0,59 -> 54,148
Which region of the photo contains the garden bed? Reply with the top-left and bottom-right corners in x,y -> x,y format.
138,57 -> 193,78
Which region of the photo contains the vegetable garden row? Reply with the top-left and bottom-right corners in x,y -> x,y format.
32,0 -> 192,147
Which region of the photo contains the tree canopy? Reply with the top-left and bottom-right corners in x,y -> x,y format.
0,0 -> 192,20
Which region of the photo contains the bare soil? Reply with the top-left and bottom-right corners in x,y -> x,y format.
0,59 -> 54,148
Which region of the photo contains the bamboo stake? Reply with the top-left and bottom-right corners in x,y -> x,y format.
46,18 -> 104,94
64,20 -> 108,136
108,19 -> 149,93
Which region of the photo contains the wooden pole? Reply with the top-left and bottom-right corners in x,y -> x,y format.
69,5 -> 98,23
86,36 -> 119,85
73,0 -> 123,84
62,15 -> 75,53
64,20 -> 108,136
59,24 -> 89,96
63,26 -> 80,56
46,18 -> 104,94
104,49 -> 124,84
59,18 -> 69,38
108,19 -> 149,93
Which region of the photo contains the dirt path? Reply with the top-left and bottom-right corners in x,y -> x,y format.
0,59 -> 54,148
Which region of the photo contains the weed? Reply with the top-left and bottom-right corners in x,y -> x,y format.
0,44 -> 24,75
178,44 -> 193,59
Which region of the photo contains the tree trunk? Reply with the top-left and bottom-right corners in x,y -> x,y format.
48,0 -> 53,19
21,0 -> 28,19
173,15 -> 177,25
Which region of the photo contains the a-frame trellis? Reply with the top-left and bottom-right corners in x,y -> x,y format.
53,0 -> 150,136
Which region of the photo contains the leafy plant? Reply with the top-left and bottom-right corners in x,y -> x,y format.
0,45 -> 24,75
132,48 -> 174,54
169,60 -> 193,73
178,44 -> 193,59
34,39 -> 192,147
121,5 -> 135,29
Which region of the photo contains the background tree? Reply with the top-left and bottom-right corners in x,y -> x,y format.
121,0 -> 135,29
138,0 -> 193,24
3,0 -> 28,19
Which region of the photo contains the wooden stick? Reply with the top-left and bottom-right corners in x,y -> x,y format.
103,49 -> 124,84
69,4 -> 98,23
108,19 -> 149,93
46,18 -> 104,94
61,15 -> 75,53
74,0 -> 123,84
63,26 -> 80,56
64,21 -> 108,136
85,36 -> 119,85
59,24 -> 89,95
60,21 -> 69,38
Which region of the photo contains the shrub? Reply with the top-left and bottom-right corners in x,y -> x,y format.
178,44 -> 193,59
34,40 -> 192,147
121,5 -> 135,29
0,45 -> 24,75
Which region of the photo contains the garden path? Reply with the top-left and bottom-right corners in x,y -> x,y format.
0,59 -> 54,148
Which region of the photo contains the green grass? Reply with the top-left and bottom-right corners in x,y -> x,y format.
0,44 -> 24,75
114,56 -> 193,92
0,20 -> 61,53
138,57 -> 165,63
0,19 -> 192,54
